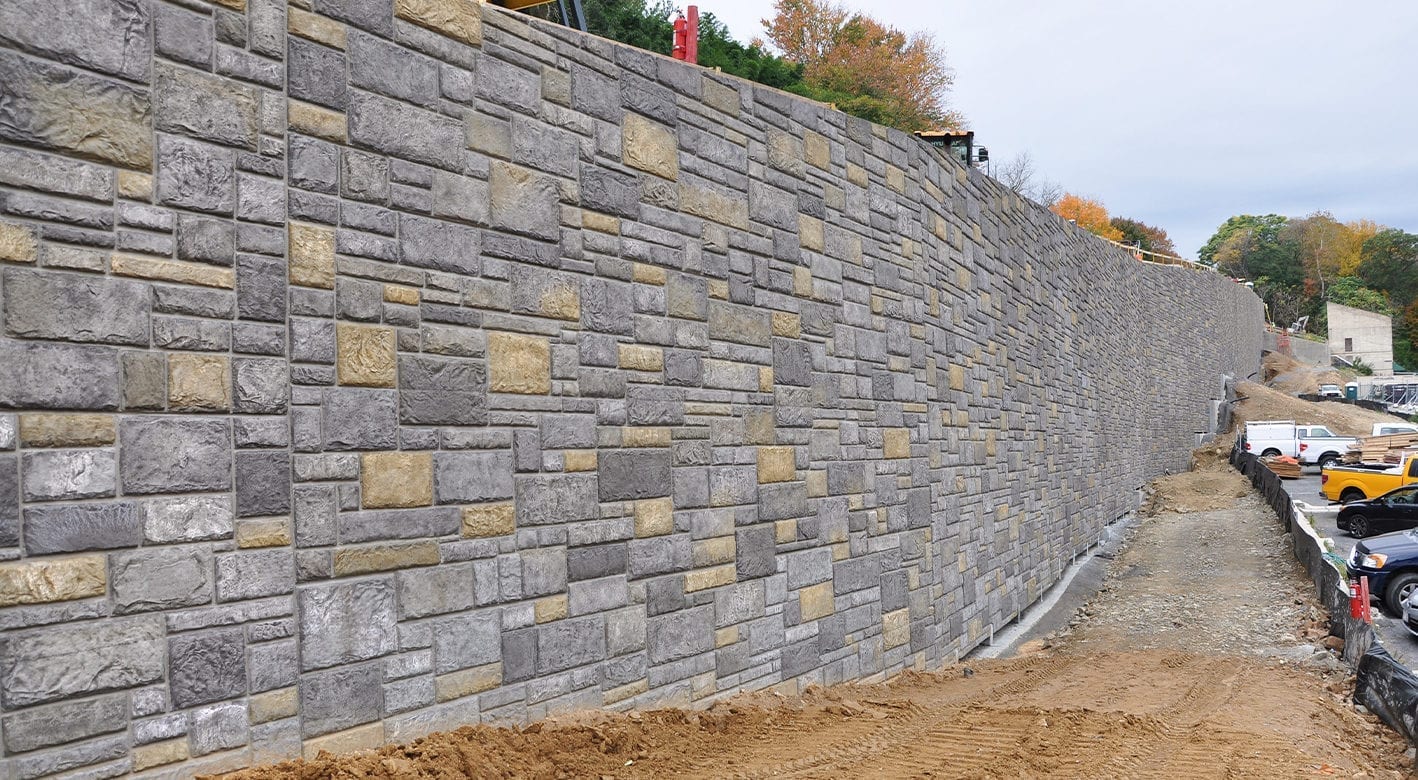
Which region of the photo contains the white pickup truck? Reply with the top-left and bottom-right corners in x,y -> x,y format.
1242,420 -> 1359,469
1373,422 -> 1418,437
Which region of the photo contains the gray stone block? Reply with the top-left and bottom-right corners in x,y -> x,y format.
248,639 -> 299,693
489,161 -> 560,241
501,628 -> 537,683
21,448 -> 116,502
628,536 -> 691,580
0,692 -> 128,755
516,474 -> 600,526
568,543 -> 627,581
143,494 -> 233,544
289,134 -> 339,193
0,50 -> 152,170
155,134 -> 235,215
154,1 -> 212,68
234,416 -> 290,448
312,0 -> 394,37
236,450 -> 291,517
0,0 -> 151,82
384,675 -> 435,715
299,579 -> 399,670
521,547 -> 568,598
398,354 -> 487,425
111,545 -> 213,613
536,615 -> 606,674
647,605 -> 712,664
217,549 -> 295,602
399,213 -> 480,275
237,255 -> 289,323
342,148 -> 390,203
288,37 -> 348,110
323,388 -> 399,450
233,357 -> 288,414
735,523 -> 777,580
5,267 -> 149,347
7,734 -> 128,779
23,501 -> 143,554
348,91 -> 463,170
397,562 -> 475,619
293,485 -> 338,547
757,482 -> 808,521
350,30 -> 439,108
434,450 -> 513,504
626,385 -> 684,425
433,611 -> 501,673
598,449 -> 671,501
336,277 -> 383,321
580,278 -> 635,336
787,548 -> 833,589
291,318 -> 336,364
189,701 -> 248,756
0,455 -> 17,547
170,627 -> 246,708
120,417 -> 231,494
772,338 -> 812,387
0,615 -> 164,708
154,62 -> 259,150
540,415 -> 596,450
337,507 -> 460,544
833,554 -> 880,596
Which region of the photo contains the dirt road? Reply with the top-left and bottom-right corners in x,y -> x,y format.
221,465 -> 1412,779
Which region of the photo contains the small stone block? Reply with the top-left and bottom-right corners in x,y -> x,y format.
169,354 -> 232,412
462,503 -> 514,538
884,429 -> 910,459
383,284 -> 419,305
289,100 -> 347,144
337,324 -> 397,388
563,450 -> 597,472
771,312 -> 800,338
237,518 -> 291,548
634,497 -> 672,538
133,738 -> 189,771
692,536 -> 735,568
774,519 -> 797,544
714,626 -> 738,648
758,367 -> 773,392
622,113 -> 678,181
302,722 -> 385,760
684,564 -> 735,592
289,222 -> 336,289
800,581 -> 834,621
757,446 -> 794,484
288,7 -> 347,49
792,267 -> 812,297
435,662 -> 500,703
617,345 -> 663,371
117,171 -> 154,201
361,451 -> 433,509
632,263 -> 666,285
0,222 -> 38,263
582,212 -> 619,234
250,687 -> 298,724
883,607 -> 910,648
487,331 -> 549,395
18,414 -> 116,447
622,427 -> 669,448
112,254 -> 234,288
534,594 -> 567,623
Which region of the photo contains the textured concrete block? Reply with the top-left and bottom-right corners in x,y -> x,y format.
0,692 -> 128,755
21,449 -> 116,501
120,417 -> 231,494
884,428 -> 911,459
155,63 -> 259,150
395,0 -> 481,45
599,449 -> 672,501
0,51 -> 152,169
623,113 -> 678,180
434,611 -> 501,673
169,353 -> 232,412
757,446 -> 795,484
397,562 -> 475,619
323,388 -> 399,450
236,450 -> 292,517
233,358 -> 288,414
334,541 -> 439,576
634,497 -> 673,538
170,627 -> 246,708
217,549 -> 295,602
144,494 -> 233,543
0,555 -> 106,608
487,331 -> 550,395
361,451 -> 433,508
23,501 -> 143,554
301,662 -> 383,738
647,605 -> 712,664
111,545 -> 212,613
299,579 -> 399,671
337,324 -> 397,387
3,268 -> 149,346
290,222 -> 336,289
0,616 -> 164,707
536,615 -> 605,674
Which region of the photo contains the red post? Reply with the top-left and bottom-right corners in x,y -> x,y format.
685,5 -> 698,65
1360,576 -> 1372,624
672,14 -> 687,60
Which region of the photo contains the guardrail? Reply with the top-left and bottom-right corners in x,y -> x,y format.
1231,446 -> 1418,745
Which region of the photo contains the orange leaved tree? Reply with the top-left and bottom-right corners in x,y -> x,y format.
1051,194 -> 1124,242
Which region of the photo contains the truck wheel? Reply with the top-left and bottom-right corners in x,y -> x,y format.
1317,454 -> 1339,470
1386,573 -> 1418,616
1348,514 -> 1371,538
1261,448 -> 1281,458
1340,488 -> 1366,504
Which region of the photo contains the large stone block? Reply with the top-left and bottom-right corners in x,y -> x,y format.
399,355 -> 487,426
536,615 -> 606,674
120,417 -> 231,494
23,501 -> 142,554
0,615 -> 164,707
487,331 -> 550,395
599,449 -> 672,501
0,51 -> 152,169
0,341 -> 121,410
735,523 -> 777,580
647,604 -> 712,664
489,161 -> 560,241
0,555 -> 106,608
111,545 -> 213,613
0,0 -> 151,80
434,450 -> 513,504
3,268 -> 150,346
233,358 -> 288,414
348,91 -> 463,170
299,579 -> 399,671
170,627 -> 247,708
433,611 -> 501,673
288,36 -> 348,110
143,494 -> 234,543
623,113 -> 678,180
21,448 -> 116,502
155,62 -> 259,149
361,451 -> 433,508
324,388 -> 399,450
399,213 -> 479,275
395,0 -> 481,45
397,562 -> 474,619
155,134 -> 235,214
0,692 -> 128,755
169,353 -> 232,412
515,473 -> 599,526
300,662 -> 383,737
350,30 -> 439,108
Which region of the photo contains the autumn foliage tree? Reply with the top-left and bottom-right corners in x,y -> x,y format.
1050,194 -> 1124,241
1110,217 -> 1177,257
761,0 -> 960,132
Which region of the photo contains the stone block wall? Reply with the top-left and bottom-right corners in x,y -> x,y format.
0,0 -> 1264,775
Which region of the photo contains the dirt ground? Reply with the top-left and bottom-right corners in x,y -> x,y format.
219,447 -> 1415,780
1235,379 -> 1400,437
1264,351 -> 1351,396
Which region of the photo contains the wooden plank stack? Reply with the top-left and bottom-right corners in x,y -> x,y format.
1344,433 -> 1418,464
1263,455 -> 1302,478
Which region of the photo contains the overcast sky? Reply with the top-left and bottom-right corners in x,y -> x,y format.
698,0 -> 1418,258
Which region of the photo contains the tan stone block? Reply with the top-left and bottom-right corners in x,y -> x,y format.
563,450 -> 597,472
535,594 -> 568,623
949,364 -> 966,392
487,331 -> 550,394
883,607 -> 910,648
211,0 -> 245,10
0,555 -> 106,607
632,263 -> 666,285
616,344 -> 663,372
334,541 -> 440,576
0,222 -> 37,264
18,414 -> 115,447
383,284 -> 419,305
714,626 -> 738,648
758,366 -> 773,392
799,581 -> 835,621
538,278 -> 580,321
774,519 -> 797,544
743,409 -> 774,445
847,163 -> 868,188
886,165 -> 906,193
396,0 -> 482,45
757,446 -> 795,484
582,212 -> 620,234
771,312 -> 800,338
436,662 -> 501,703
288,100 -> 346,143
634,497 -> 673,538
303,722 -> 385,760
684,564 -> 736,592
679,183 -> 748,230
117,171 -> 153,201
604,678 -> 648,705
792,266 -> 812,297
622,427 -> 670,448
804,131 -> 830,170
692,536 -> 735,568
289,222 -> 336,289
112,253 -> 233,288
462,503 -> 515,538
288,7 -> 347,48
361,451 -> 433,509
884,428 -> 910,459
168,354 -> 231,412
831,541 -> 849,560
237,518 -> 291,548
133,739 -> 189,771
805,469 -> 827,498
337,324 -> 397,388
702,79 -> 739,117
707,278 -> 729,300
250,687 -> 298,725
623,113 -> 678,180
798,215 -> 824,252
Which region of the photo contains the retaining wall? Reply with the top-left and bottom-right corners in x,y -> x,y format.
0,1 -> 1264,775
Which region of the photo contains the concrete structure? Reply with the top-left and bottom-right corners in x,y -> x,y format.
0,1 -> 1264,775
1328,302 -> 1393,374
1263,329 -> 1330,367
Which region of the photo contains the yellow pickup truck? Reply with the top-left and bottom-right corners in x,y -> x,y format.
1322,454 -> 1418,503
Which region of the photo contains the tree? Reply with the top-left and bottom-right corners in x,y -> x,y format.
1326,276 -> 1394,315
1110,217 -> 1177,258
996,151 -> 1036,194
1358,229 -> 1418,309
1050,194 -> 1124,241
1338,219 -> 1380,277
762,0 -> 960,131
1282,211 -> 1346,298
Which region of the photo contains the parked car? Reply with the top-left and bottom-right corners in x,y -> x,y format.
1348,530 -> 1418,614
1242,420 -> 1357,467
1319,384 -> 1343,398
1403,586 -> 1418,636
1373,422 -> 1418,437
1323,454 -> 1418,503
1337,485 -> 1418,537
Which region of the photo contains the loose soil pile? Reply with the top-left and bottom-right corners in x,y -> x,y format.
1264,350 -> 1349,396
1235,380 -> 1399,436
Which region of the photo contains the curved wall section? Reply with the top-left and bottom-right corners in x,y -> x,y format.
0,1 -> 1262,773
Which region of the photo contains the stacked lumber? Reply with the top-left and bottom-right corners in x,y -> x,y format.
1345,433 -> 1418,464
1263,455 -> 1302,479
